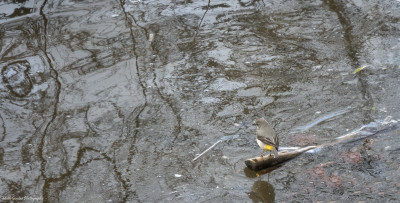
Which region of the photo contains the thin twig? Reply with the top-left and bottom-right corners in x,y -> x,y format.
192,140 -> 222,161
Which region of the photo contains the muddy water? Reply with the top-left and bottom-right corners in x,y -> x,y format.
1,0 -> 399,202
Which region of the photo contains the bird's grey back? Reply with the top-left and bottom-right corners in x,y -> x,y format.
256,118 -> 279,149
259,121 -> 276,138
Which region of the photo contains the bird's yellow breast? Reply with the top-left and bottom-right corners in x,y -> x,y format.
264,145 -> 275,151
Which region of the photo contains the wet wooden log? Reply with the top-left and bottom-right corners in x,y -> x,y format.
245,146 -> 316,171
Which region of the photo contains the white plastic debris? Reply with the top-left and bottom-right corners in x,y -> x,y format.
149,33 -> 154,42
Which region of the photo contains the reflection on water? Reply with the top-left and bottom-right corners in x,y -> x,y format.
0,0 -> 35,21
1,60 -> 33,97
248,180 -> 275,203
7,7 -> 33,18
244,164 -> 282,178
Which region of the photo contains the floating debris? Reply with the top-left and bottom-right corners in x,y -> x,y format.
149,33 -> 155,42
352,65 -> 368,74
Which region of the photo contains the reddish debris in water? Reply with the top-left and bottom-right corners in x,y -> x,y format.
328,175 -> 342,187
290,133 -> 317,146
340,152 -> 362,163
313,167 -> 325,178
308,164 -> 344,188
308,166 -> 325,179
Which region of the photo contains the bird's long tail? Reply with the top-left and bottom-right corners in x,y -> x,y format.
272,148 -> 279,158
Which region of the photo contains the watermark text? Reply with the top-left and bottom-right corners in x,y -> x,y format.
2,196 -> 43,202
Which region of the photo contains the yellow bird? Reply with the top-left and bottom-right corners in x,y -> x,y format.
254,118 -> 279,158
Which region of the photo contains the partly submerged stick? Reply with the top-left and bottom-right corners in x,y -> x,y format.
245,146 -> 316,171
